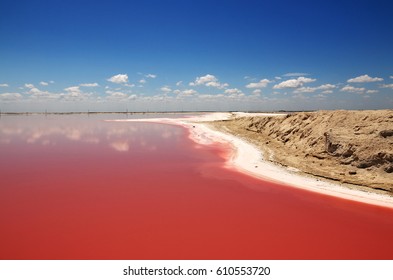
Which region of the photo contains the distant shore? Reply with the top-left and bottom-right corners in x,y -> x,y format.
0,110 -> 303,115
111,112 -> 393,208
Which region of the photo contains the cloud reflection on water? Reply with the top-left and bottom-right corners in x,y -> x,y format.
0,114 -> 183,153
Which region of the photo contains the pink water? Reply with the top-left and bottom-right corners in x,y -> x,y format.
1,115 -> 393,260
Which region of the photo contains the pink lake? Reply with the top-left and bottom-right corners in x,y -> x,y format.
1,114 -> 393,260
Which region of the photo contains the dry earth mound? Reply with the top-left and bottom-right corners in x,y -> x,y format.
211,110 -> 393,193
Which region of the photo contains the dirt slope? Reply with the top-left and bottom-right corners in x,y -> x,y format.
210,110 -> 393,194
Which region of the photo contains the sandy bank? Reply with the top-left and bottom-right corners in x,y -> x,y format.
110,112 -> 393,208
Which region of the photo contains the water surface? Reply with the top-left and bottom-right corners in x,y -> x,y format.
1,114 -> 393,259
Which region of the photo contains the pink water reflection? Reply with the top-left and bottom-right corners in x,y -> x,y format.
1,114 -> 393,260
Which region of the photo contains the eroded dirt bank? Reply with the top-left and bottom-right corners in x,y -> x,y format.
210,110 -> 393,194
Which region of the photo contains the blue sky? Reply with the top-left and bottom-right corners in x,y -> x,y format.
0,0 -> 392,112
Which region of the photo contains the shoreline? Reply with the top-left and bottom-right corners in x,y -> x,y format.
111,113 -> 393,209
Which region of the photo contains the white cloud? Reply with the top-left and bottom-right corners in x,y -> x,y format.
24,85 -> 56,100
107,74 -> 129,84
292,93 -> 308,99
198,94 -> 225,99
80,83 -> 99,87
366,90 -> 379,94
105,90 -> 128,99
62,86 -> 92,100
23,85 -> 61,100
128,94 -> 137,100
275,77 -> 282,80
283,73 -> 309,77
0,92 -> 22,101
294,87 -> 316,93
347,74 -> 383,83
273,77 -> 316,89
390,76 -> 393,79
340,85 -> 365,93
139,79 -> 146,84
189,74 -> 228,89
316,84 -> 336,90
224,88 -> 243,94
380,84 -> 393,89
65,86 -> 81,94
160,86 -> 172,93
49,81 -> 55,84
294,84 -> 336,93
246,79 -> 271,89
176,81 -> 183,86
321,90 -> 333,94
182,89 -> 197,96
207,81 -> 228,88
61,86 -> 93,100
0,83 -> 9,87
145,74 -> 157,79
40,81 -> 49,86
252,89 -> 262,95
244,76 -> 258,81
174,89 -> 197,97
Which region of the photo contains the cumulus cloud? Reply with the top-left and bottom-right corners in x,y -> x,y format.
380,84 -> 393,89
160,86 -> 172,93
317,84 -> 336,90
23,85 -> 61,100
340,85 -> 365,93
80,83 -> 99,87
0,83 -> 9,87
294,84 -> 336,93
390,76 -> 393,79
198,94 -> 225,99
189,74 -> 228,89
128,94 -> 137,100
245,79 -> 271,89
145,74 -> 157,79
40,81 -> 49,86
224,88 -> 243,94
62,86 -> 93,100
0,92 -> 22,101
347,74 -> 383,83
293,87 -> 316,93
139,79 -> 146,84
173,89 -> 197,97
366,90 -> 379,94
65,86 -> 81,94
107,74 -> 129,84
273,77 -> 316,89
176,81 -> 183,86
283,73 -> 309,77
105,90 -> 128,99
252,89 -> 262,95
182,89 -> 197,96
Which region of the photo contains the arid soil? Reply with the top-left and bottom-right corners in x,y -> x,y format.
210,110 -> 393,194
